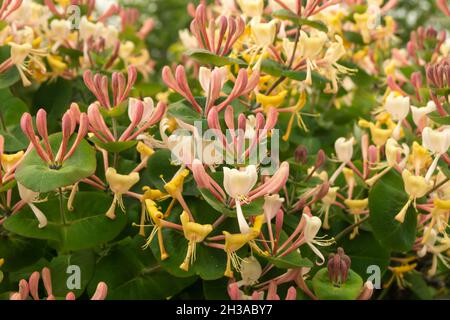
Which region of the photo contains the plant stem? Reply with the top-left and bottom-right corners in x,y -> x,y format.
58,188 -> 66,226
333,215 -> 370,242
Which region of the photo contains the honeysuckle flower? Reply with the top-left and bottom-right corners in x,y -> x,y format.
20,108 -> 89,167
359,113 -> 396,147
384,92 -> 410,139
83,66 -> 137,110
298,30 -> 327,85
302,213 -> 334,264
395,169 -> 433,223
417,227 -> 450,276
411,101 -> 436,128
237,256 -> 262,287
423,198 -> 450,242
345,198 -> 369,239
17,183 -> 48,229
1,150 -> 24,174
222,218 -> 262,278
189,4 -> 245,56
256,90 -> 288,113
199,66 -> 228,113
321,35 -> 355,93
366,138 -> 409,186
237,0 -> 264,17
141,199 -> 169,259
320,186 -> 339,230
128,97 -> 154,127
10,267 -> 108,300
422,126 -> 450,181
409,141 -> 432,176
163,168 -> 192,218
105,168 -> 139,220
3,42 -> 46,87
179,210 -> 213,271
329,137 -> 354,184
224,165 -> 258,234
250,18 -> 277,48
0,0 -> 23,21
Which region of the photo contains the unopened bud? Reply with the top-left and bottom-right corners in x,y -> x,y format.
327,247 -> 351,286
315,149 -> 326,168
294,145 -> 308,164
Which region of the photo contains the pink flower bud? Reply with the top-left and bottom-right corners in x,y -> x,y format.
91,282 -> 108,300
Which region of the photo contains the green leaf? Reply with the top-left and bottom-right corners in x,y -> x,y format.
428,111 -> 450,125
89,136 -> 137,153
46,250 -> 95,298
16,133 -> 96,192
343,31 -> 365,45
337,231 -> 391,277
0,235 -> 46,271
0,46 -> 20,89
87,236 -> 197,299
273,9 -> 328,32
3,192 -> 127,251
187,49 -> 247,67
32,78 -> 73,126
404,270 -> 436,299
312,268 -> 363,300
368,170 -> 417,252
0,125 -> 29,152
167,98 -> 204,124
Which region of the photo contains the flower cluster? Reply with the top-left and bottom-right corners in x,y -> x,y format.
0,0 -> 448,301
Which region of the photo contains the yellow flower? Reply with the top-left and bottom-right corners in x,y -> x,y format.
142,199 -> 169,260
344,198 -> 369,214
282,91 -> 309,141
223,229 -> 259,278
179,211 -> 213,271
105,168 -> 140,220
422,198 -> 450,242
222,215 -> 264,278
395,170 -> 432,223
1,151 -> 24,172
47,55 -> 67,73
0,258 -> 4,267
136,142 -> 154,161
256,90 -> 288,113
359,113 -> 396,147
402,169 -> 432,199
408,142 -> 432,175
163,169 -> 190,217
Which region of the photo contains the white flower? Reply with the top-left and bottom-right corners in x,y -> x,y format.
302,214 -> 334,264
198,66 -> 228,93
335,137 -> 354,163
237,0 -> 264,17
250,18 -> 277,47
385,138 -> 409,168
18,183 -> 47,229
384,92 -> 410,121
128,97 -> 155,127
223,165 -> 258,234
179,29 -> 198,50
298,31 -> 327,60
410,101 -> 436,126
223,165 -> 258,199
239,256 -> 262,286
263,194 -> 284,222
422,127 -> 450,155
